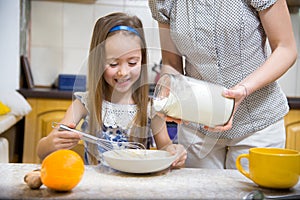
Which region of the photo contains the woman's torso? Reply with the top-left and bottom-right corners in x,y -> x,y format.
149,0 -> 288,138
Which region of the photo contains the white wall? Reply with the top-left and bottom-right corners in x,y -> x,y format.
29,0 -> 300,96
0,0 -> 20,91
30,0 -> 161,86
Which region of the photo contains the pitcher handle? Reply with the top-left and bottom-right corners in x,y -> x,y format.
236,154 -> 250,179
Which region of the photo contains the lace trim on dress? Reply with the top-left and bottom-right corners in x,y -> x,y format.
102,100 -> 138,129
74,91 -> 89,109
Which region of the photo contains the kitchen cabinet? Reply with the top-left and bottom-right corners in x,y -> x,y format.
284,109 -> 300,151
284,97 -> 300,151
20,88 -> 84,163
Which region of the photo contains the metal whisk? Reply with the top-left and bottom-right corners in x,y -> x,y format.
52,122 -> 146,153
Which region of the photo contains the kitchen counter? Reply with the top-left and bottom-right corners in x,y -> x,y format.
0,163 -> 299,199
288,97 -> 300,109
18,88 -> 73,100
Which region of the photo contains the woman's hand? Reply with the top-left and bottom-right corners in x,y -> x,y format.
165,116 -> 183,124
204,84 -> 248,132
165,143 -> 187,168
48,123 -> 81,150
155,112 -> 183,124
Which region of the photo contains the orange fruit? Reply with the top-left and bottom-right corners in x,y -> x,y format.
40,149 -> 84,191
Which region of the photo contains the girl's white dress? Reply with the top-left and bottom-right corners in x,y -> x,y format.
74,92 -> 152,164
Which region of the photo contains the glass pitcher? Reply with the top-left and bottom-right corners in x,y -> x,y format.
152,74 -> 234,127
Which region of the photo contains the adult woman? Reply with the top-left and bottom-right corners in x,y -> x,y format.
149,0 -> 297,168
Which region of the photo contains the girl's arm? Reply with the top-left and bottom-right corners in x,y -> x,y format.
151,114 -> 172,149
36,99 -> 88,160
151,114 -> 187,168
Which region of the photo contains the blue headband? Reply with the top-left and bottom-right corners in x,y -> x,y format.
108,25 -> 141,38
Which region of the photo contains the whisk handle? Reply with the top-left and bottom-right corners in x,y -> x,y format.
52,122 -> 99,143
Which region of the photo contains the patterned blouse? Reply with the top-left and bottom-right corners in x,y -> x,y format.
149,0 -> 289,139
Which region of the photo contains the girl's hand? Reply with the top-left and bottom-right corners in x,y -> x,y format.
165,144 -> 187,168
204,84 -> 248,132
49,123 -> 81,150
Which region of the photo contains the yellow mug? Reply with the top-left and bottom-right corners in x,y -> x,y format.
236,147 -> 300,189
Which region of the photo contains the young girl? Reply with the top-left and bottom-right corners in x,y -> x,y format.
36,12 -> 186,167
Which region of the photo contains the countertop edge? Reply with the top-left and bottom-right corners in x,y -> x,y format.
18,88 -> 74,99
17,88 -> 300,109
287,97 -> 300,109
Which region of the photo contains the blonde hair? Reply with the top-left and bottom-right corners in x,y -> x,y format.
87,12 -> 149,164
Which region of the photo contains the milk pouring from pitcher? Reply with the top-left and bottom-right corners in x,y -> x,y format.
152,74 -> 234,127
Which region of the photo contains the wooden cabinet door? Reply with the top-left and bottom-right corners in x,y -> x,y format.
286,124 -> 300,151
23,98 -> 84,163
38,111 -> 85,163
284,110 -> 300,151
38,111 -> 65,138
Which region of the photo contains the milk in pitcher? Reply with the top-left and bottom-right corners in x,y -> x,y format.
153,74 -> 234,127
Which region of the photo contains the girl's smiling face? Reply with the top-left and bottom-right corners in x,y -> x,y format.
104,32 -> 142,103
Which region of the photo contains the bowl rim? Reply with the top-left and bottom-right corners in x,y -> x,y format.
103,149 -> 177,161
